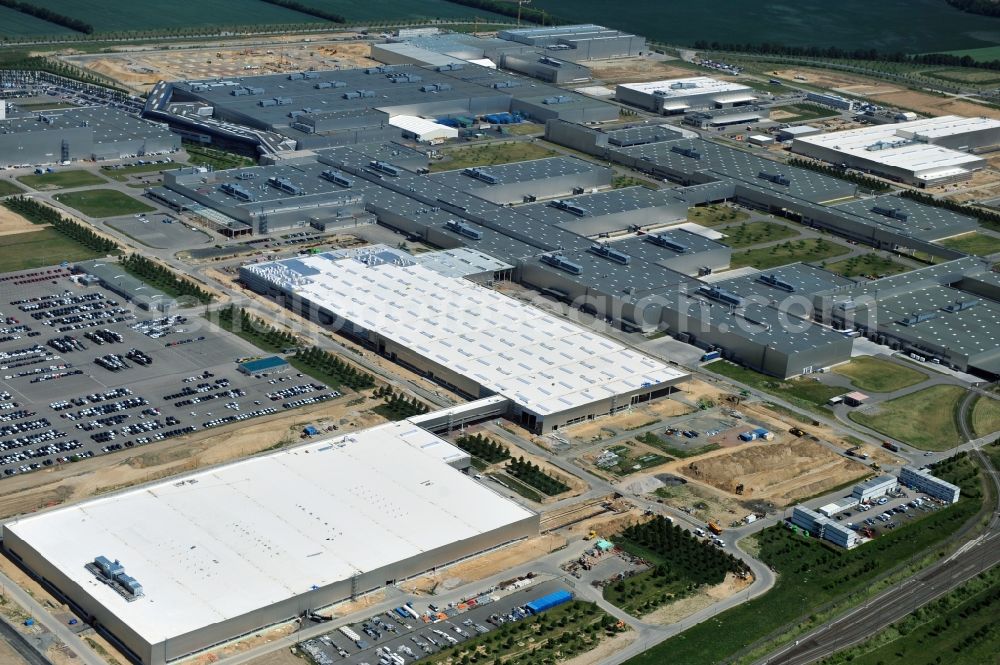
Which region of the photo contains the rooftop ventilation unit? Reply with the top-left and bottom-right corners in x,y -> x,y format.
548,199 -> 588,216
369,160 -> 400,177
699,285 -> 743,307
942,299 -> 978,313
246,86 -> 264,95
303,72 -> 319,79
267,176 -> 301,195
321,170 -> 353,188
670,146 -> 702,160
758,171 -> 791,186
420,83 -> 453,92
221,182 -> 253,201
357,90 -> 375,98
492,80 -> 519,89
235,171 -> 257,180
445,220 -> 483,240
287,73 -> 304,80
871,205 -> 908,221
462,167 -> 499,184
542,95 -> 572,105
89,556 -> 143,600
897,311 -> 937,326
365,66 -> 392,74
539,56 -> 562,67
645,234 -> 688,253
315,80 -> 347,89
589,243 -> 630,265
541,253 -> 583,275
436,63 -> 464,71
758,273 -> 795,292
669,81 -> 699,89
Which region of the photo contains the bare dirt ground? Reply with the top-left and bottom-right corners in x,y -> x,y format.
63,42 -> 376,92
0,396 -> 386,519
562,508 -> 643,541
674,439 -> 869,505
564,397 -> 696,444
590,58 -> 694,84
643,572 -> 752,624
561,630 -> 638,665
771,67 -> 1000,119
245,649 -> 302,665
400,534 -> 566,595
0,206 -> 41,237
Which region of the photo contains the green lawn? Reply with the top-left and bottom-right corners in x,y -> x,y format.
849,385 -> 966,451
487,472 -> 543,502
774,102 -> 840,122
430,141 -> 557,172
706,360 -> 843,414
0,180 -> 24,197
938,231 -> 1000,257
970,395 -> 1000,439
687,204 -> 749,227
183,143 -> 255,170
831,356 -> 927,393
721,221 -> 799,248
52,189 -> 154,218
730,237 -> 850,270
17,170 -> 106,191
624,454 -> 984,665
821,561 -> 1000,665
100,161 -> 179,181
0,228 -> 104,272
612,174 -> 660,190
823,252 -> 911,278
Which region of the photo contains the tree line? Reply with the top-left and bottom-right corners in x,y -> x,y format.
786,158 -> 892,193
0,0 -> 93,34
947,0 -> 1000,18
217,305 -> 297,353
121,254 -> 213,304
455,433 -> 510,464
259,0 -> 345,23
293,345 -> 376,391
506,455 -> 569,496
372,386 -> 429,420
692,40 -> 1000,72
3,196 -> 117,253
439,0 -> 563,26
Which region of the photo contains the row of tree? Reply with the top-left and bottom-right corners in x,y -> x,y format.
691,40 -> 1000,72
3,196 -> 117,253
506,456 -> 569,496
786,158 -> 892,193
621,516 -> 749,586
218,306 -> 296,352
947,0 -> 1000,18
455,433 -> 510,464
121,254 -> 213,304
0,0 -> 92,34
294,345 -> 376,391
373,386 -> 429,420
260,0 -> 345,23
439,0 -> 562,26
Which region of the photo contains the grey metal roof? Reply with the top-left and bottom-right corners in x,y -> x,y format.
714,263 -> 856,301
832,195 -> 979,241
0,106 -> 174,144
878,285 -> 1000,357
605,124 -> 684,147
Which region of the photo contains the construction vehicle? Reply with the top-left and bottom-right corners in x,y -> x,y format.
708,521 -> 724,535
584,530 -> 598,541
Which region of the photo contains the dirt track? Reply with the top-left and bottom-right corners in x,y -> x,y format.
0,206 -> 41,237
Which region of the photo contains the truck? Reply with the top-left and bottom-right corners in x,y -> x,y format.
700,350 -> 721,362
708,521 -> 724,535
744,514 -> 757,524
882,441 -> 900,452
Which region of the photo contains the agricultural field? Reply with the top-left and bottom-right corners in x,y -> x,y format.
730,237 -> 850,270
0,228 -> 104,272
721,221 -> 799,248
531,0 -> 1000,52
624,453 -> 985,665
2,0 -> 325,35
823,253 -> 911,278
289,0 -> 509,22
849,385 -> 967,451
924,68 -> 1000,85
0,5 -> 74,36
17,170 -> 106,191
831,356 -> 927,393
938,231 -> 1000,256
970,395 -> 1000,438
430,141 -> 558,172
687,204 -> 749,227
52,189 -> 155,218
942,45 -> 1000,62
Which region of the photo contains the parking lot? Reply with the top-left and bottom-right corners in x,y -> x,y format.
824,488 -> 949,537
0,270 -> 340,479
301,580 -> 568,665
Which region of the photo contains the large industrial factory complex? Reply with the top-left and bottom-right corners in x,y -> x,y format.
2,421 -> 538,665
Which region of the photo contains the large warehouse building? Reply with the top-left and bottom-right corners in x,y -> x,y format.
241,252 -> 688,432
2,421 -> 538,665
615,77 -> 756,115
0,106 -> 179,167
791,116 -> 1000,187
